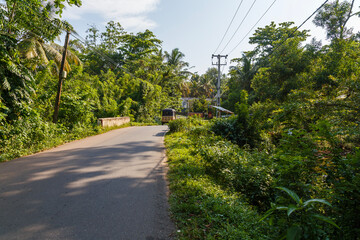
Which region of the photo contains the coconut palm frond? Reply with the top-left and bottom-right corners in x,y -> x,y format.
2,76 -> 11,91
49,42 -> 63,52
6,61 -> 22,78
8,92 -> 18,103
64,60 -> 71,73
18,38 -> 38,59
66,50 -> 82,66
50,42 -> 82,66
35,41 -> 49,64
42,42 -> 63,67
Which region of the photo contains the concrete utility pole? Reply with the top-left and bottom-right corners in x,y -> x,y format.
53,30 -> 70,123
211,54 -> 228,117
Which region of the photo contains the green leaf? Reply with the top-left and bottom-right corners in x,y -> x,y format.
276,187 -> 301,204
287,225 -> 302,240
259,209 -> 274,222
312,214 -> 340,229
287,205 -> 298,216
303,199 -> 332,207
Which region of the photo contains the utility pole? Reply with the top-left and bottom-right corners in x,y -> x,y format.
53,30 -> 70,123
212,54 -> 228,117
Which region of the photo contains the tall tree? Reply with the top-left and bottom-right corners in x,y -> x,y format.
100,21 -> 126,53
0,33 -> 35,120
164,48 -> 190,75
313,0 -> 358,41
1,0 -> 81,40
249,21 -> 309,64
249,22 -> 310,102
0,0 -> 82,120
223,54 -> 255,110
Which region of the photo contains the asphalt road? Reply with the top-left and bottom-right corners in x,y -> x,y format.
0,125 -> 175,240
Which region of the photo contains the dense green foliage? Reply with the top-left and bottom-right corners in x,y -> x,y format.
0,1 -> 190,161
167,114 -> 358,239
165,119 -> 272,239
167,1 -> 360,239
1,0 -> 359,239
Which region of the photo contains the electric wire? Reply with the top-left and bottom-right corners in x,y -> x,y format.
228,0 -> 278,55
213,0 -> 244,54
266,0 -> 330,60
219,0 -> 258,54
250,0 -> 330,73
70,31 -> 136,77
10,0 -> 135,77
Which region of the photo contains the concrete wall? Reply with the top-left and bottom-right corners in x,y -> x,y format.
97,117 -> 130,128
188,112 -> 204,118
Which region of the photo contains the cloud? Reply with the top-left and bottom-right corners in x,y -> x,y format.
63,0 -> 160,31
113,15 -> 157,31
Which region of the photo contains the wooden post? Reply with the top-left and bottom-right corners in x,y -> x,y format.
53,30 -> 70,123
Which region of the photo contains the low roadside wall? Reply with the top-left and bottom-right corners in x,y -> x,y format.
97,117 -> 130,127
188,112 -> 204,118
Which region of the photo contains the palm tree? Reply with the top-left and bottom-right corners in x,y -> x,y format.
189,73 -> 202,98
200,76 -> 214,98
180,81 -> 191,98
229,54 -> 254,93
1,0 -> 81,74
18,32 -> 81,74
164,48 -> 192,77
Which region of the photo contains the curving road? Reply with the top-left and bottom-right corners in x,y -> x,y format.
0,125 -> 174,240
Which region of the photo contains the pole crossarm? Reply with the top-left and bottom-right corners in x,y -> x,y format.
212,54 -> 228,66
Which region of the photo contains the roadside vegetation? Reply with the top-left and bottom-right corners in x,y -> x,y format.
0,121 -> 153,161
0,0 -> 191,161
166,1 -> 360,239
1,0 -> 359,238
166,115 -> 358,239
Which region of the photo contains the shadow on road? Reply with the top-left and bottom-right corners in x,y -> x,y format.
0,140 -> 174,240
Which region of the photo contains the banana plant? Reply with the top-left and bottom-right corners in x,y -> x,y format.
260,187 -> 340,240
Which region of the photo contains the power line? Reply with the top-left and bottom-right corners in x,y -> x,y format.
249,0 -> 330,73
266,0 -> 330,61
10,0 -> 135,77
220,0 -> 258,54
213,0 -> 244,54
70,32 -> 117,67
228,0 -> 278,55
70,31 -> 136,77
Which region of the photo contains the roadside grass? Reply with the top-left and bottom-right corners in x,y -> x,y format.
165,130 -> 271,239
0,121 -> 156,162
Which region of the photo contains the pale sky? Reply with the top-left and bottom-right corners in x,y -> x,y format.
62,0 -> 360,75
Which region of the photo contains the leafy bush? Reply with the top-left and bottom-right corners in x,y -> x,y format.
168,116 -> 206,133
168,118 -> 188,132
261,187 -> 339,240
210,115 -> 260,148
165,131 -> 272,240
210,116 -> 238,141
0,114 -> 67,161
165,116 -> 353,239
210,91 -> 260,148
199,140 -> 273,210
